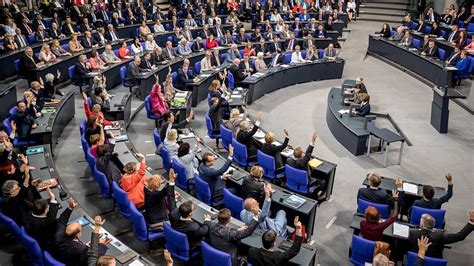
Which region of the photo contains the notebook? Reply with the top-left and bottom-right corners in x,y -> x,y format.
283,195 -> 306,209
393,222 -> 409,238
403,182 -> 418,194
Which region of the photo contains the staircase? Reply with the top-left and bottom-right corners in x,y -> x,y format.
358,0 -> 410,23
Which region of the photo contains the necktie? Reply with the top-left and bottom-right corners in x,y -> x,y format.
92,13 -> 97,21
103,11 -> 109,21
25,24 -> 32,34
87,38 -> 91,46
19,36 -> 26,47
112,31 -> 117,41
272,55 -> 278,66
289,40 -> 293,50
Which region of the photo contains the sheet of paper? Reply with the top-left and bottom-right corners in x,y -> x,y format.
403,182 -> 418,194
281,149 -> 294,157
128,260 -> 145,266
445,66 -> 458,71
393,222 -> 409,238
179,132 -> 195,139
175,92 -> 188,98
338,109 -> 349,114
231,94 -> 242,99
253,130 -> 265,139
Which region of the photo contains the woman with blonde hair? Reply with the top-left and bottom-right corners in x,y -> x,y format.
144,170 -> 176,230
50,39 -> 72,57
39,44 -> 57,63
164,129 -> 179,157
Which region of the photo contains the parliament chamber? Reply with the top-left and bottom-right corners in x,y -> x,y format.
0,0 -> 473,265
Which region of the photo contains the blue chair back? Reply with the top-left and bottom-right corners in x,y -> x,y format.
205,113 -> 220,139
171,72 -> 177,84
112,181 -> 132,218
153,128 -> 162,147
459,21 -> 465,29
120,66 -> 127,83
438,48 -> 446,60
9,106 -> 18,119
79,119 -> 87,136
357,198 -> 390,219
318,49 -> 324,59
87,97 -> 92,112
232,138 -> 249,167
223,188 -> 243,219
201,241 -> 232,266
129,202 -> 148,241
164,222 -> 192,262
0,212 -> 21,237
194,174 -> 212,205
349,235 -> 375,265
257,150 -> 278,181
284,53 -> 291,64
20,227 -> 44,266
406,251 -> 447,266
227,71 -> 235,89
43,251 -> 65,266
412,22 -> 419,30
81,134 -> 88,158
440,30 -> 446,38
93,168 -> 111,198
14,59 -> 20,72
467,23 -> 474,33
424,26 -> 432,34
195,61 -> 201,74
60,44 -> 69,52
220,125 -> 232,150
413,38 -> 421,49
301,50 -> 307,59
172,158 -> 190,190
284,164 -> 309,194
68,65 -> 75,80
410,206 -> 446,229
160,145 -> 172,172
220,53 -> 227,62
3,118 -> 12,135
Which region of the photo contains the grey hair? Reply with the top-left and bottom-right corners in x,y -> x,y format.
45,73 -> 55,82
420,214 -> 436,230
372,253 -> 390,266
2,180 -> 19,197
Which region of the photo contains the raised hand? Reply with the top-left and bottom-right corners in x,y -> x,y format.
228,144 -> 234,157
67,198 -> 77,209
311,131 -> 318,144
294,216 -> 302,229
445,173 -> 453,184
283,128 -> 289,137
169,168 -> 176,183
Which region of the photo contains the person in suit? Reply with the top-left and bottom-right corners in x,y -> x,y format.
208,93 -> 228,133
357,172 -> 404,207
389,26 -> 404,41
352,93 -> 371,117
19,47 -> 44,83
399,31 -> 413,47
102,44 -> 121,64
81,31 -> 98,49
239,54 -> 254,76
1,172 -> 34,227
73,55 -> 91,84
221,30 -> 235,46
261,129 -> 289,170
191,37 -> 205,53
34,24 -> 50,42
25,188 -> 60,249
229,58 -> 246,82
284,33 -> 297,52
412,173 -> 453,211
291,45 -> 305,64
200,24 -> 213,40
415,19 -> 426,33
152,47 -> 168,65
237,120 -> 260,159
211,50 -> 222,66
52,198 -> 107,265
200,51 -> 215,72
408,211 -> 474,259
421,40 -> 438,57
79,17 -> 95,32
104,24 -> 120,42
96,144 -> 124,184
126,56 -> 146,87
269,48 -> 285,67
425,7 -> 439,23
198,146 -> 234,196
226,44 -> 242,63
241,165 -> 265,205
140,52 -> 156,71
209,208 -> 259,264
324,43 -> 338,60
255,38 -> 270,56
236,27 -> 249,44
143,173 -> 175,230
419,35 -> 430,51
214,20 -> 226,39
241,183 -> 288,237
158,111 -> 192,142
430,22 -> 441,37
18,17 -> 34,36
175,64 -> 196,90
169,196 -> 212,252
163,41 -> 178,60
314,24 -> 327,38
446,46 -> 461,66
177,38 -> 192,56
85,216 -> 107,266
248,216 -> 303,265
61,17 -> 76,35
48,22 -> 64,39
446,24 -> 460,43
452,50 -> 471,85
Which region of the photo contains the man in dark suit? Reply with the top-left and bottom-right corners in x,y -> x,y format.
152,47 -> 167,65
229,58 -> 247,82
158,111 -> 192,142
209,208 -> 259,264
79,17 -> 95,32
239,54 -> 254,76
211,50 -> 221,66
268,36 -> 282,54
191,37 -> 205,53
314,24 -> 327,38
171,28 -> 183,46
81,31 -> 98,49
200,24 -> 212,40
97,6 -> 110,21
96,144 -> 124,184
353,93 -> 371,116
425,7 -> 439,23
198,147 -> 234,196
31,15 -> 46,29
221,31 -> 235,46
284,33 -> 297,52
140,52 -> 155,70
255,38 -> 270,55
48,22 -> 64,39
13,100 -> 38,141
61,17 -> 76,36
169,197 -> 212,252
248,216 -> 303,265
213,21 -> 226,39
104,24 -> 120,42
269,48 -> 285,67
287,132 -> 317,170
14,28 -> 30,49
52,198 -> 107,265
419,35 -> 430,51
236,120 -> 260,159
445,46 -> 461,66
175,64 -> 196,90
357,172 -> 403,207
412,173 -> 453,211
19,47 -> 43,83
408,211 -> 474,259
236,27 -> 249,44
25,188 -> 60,249
126,56 -> 146,87
163,41 -> 178,60
421,40 -> 438,58
446,24 -> 460,43
19,17 -> 34,36
73,55 -> 92,84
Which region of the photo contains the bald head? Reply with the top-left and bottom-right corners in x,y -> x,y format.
65,222 -> 82,239
233,58 -> 240,66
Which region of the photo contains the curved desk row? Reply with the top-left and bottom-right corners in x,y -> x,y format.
25,144 -> 152,265
242,58 -> 345,104
326,86 -> 369,156
30,88 -> 76,155
367,35 -> 456,88
0,84 -> 17,121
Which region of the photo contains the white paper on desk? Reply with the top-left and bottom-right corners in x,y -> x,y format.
200,74 -> 211,78
104,125 -> 119,130
280,64 -> 290,68
338,109 -> 349,114
128,260 -> 145,266
224,167 -> 235,175
403,182 -> 418,194
436,37 -> 445,41
393,222 -> 409,238
253,130 -> 265,139
445,66 -> 458,71
281,149 -> 294,157
175,92 -> 187,98
179,132 -> 195,139
231,94 -> 242,98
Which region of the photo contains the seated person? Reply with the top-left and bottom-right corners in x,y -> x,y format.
389,26 -> 404,41
243,42 -> 256,56
91,85 -> 110,112
236,120 -> 260,159
419,35 -> 431,51
229,58 -> 247,82
344,77 -> 368,104
198,147 -> 233,197
164,129 -> 179,157
52,198 -> 107,265
261,129 -> 290,170
89,50 -> 106,70
102,44 -> 121,64
241,166 -> 265,205
126,56 -> 147,87
351,93 -> 371,117
421,40 -> 439,57
248,216 -> 303,265
239,54 -> 254,76
377,23 -> 392,38
241,183 -> 288,237
209,208 -> 259,264
452,50 -> 471,86
13,101 -> 38,141
82,92 -> 112,126
254,52 -> 268,71
118,40 -> 132,59
357,172 -> 403,207
360,192 -> 399,241
96,144 -> 124,184
121,154 -> 147,208
408,211 -> 474,259
192,37 -> 205,53
158,111 -> 193,142
224,107 -> 248,137
177,38 -> 192,56
206,34 -> 219,49
399,31 -> 413,46
446,46 -> 461,66
291,45 -> 305,64
19,47 -> 44,83
176,141 -> 200,182
68,33 -> 84,53
306,45 -> 319,61
38,44 -> 57,63
81,31 -> 98,49
89,129 -> 105,158
201,51 -> 215,72
73,55 -> 92,86
323,43 -> 337,60
144,173 -> 175,230
175,64 -> 197,90
226,44 -> 242,63
412,173 -> 453,210
1,168 -> 34,226
140,52 -> 156,71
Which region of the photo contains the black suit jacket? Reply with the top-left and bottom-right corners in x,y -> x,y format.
357,187 -> 398,207
446,52 -> 461,66
81,36 -> 97,48
48,28 -> 63,39
236,125 -> 259,158
356,103 -> 371,116
15,34 -> 30,48
287,144 -> 313,170
19,53 -> 38,81
248,235 -> 302,265
314,29 -> 327,38
422,45 -> 438,57
242,176 -> 265,205
73,62 -> 91,80
261,136 -> 289,169
144,184 -> 173,224
52,208 -> 88,265
191,41 -> 204,52
408,223 -> 474,258
229,64 -> 246,82
25,203 -> 60,249
61,23 -> 75,35
176,68 -> 195,89
254,43 -> 269,54
104,30 -> 119,42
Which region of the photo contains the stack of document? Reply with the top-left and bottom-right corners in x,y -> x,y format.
403,182 -> 418,194
393,222 -> 410,238
231,94 -> 242,99
338,109 -> 349,114
200,74 -> 211,78
445,66 -> 458,71
281,149 -> 294,157
175,92 -> 188,98
253,130 -> 265,139
179,132 -> 195,139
